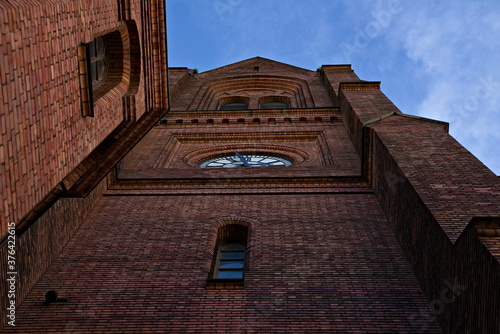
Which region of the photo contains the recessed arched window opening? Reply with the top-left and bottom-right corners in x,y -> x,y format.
237,118 -> 245,124
258,96 -> 291,109
78,21 -> 140,117
299,117 -> 307,122
191,119 -> 198,124
89,30 -> 124,101
253,118 -> 260,124
206,119 -> 214,124
208,223 -> 249,284
222,118 -> 229,124
260,102 -> 289,109
218,96 -> 250,110
220,103 -> 248,110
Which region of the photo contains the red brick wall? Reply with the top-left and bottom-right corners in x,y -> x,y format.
369,117 -> 500,333
0,0 -> 168,238
2,23 -> 498,332
0,0 -> 168,327
333,78 -> 500,332
0,1 -> 125,236
169,57 -> 335,112
119,121 -> 361,176
0,178 -> 107,327
3,194 -> 442,333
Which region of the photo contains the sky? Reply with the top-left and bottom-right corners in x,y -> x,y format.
166,0 -> 500,175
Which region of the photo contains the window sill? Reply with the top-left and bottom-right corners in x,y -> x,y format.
205,278 -> 244,289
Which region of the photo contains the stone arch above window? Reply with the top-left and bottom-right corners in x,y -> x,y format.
184,144 -> 308,168
218,96 -> 250,110
258,95 -> 291,109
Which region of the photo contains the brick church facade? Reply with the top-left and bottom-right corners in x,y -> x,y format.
1,1 -> 499,333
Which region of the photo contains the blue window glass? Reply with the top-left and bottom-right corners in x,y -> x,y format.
215,242 -> 246,279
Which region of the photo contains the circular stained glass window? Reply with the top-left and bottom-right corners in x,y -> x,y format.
200,153 -> 292,168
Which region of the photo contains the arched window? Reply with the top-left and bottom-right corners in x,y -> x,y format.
219,103 -> 248,110
258,96 -> 291,109
78,23 -> 137,117
88,36 -> 109,88
217,96 -> 250,110
260,102 -> 289,109
207,223 -> 249,287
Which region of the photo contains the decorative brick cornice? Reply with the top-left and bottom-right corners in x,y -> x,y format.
320,64 -> 352,70
107,163 -> 370,194
163,107 -> 340,118
158,108 -> 341,127
339,81 -> 381,91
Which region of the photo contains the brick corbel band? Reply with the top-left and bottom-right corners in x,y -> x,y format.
339,81 -> 381,91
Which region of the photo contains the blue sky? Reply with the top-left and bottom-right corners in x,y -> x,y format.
167,0 -> 500,175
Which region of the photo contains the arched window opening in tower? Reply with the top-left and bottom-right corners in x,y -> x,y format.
219,102 -> 249,110
88,36 -> 109,88
260,102 -> 289,109
258,96 -> 291,109
218,96 -> 250,110
207,223 -> 250,287
78,24 -> 132,117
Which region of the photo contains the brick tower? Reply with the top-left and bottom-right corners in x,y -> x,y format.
2,3 -> 500,333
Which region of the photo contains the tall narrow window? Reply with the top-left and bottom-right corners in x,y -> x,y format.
78,35 -> 112,117
207,223 -> 249,289
215,242 -> 246,279
88,36 -> 109,88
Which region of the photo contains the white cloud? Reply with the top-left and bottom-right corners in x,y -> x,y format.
393,1 -> 500,174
